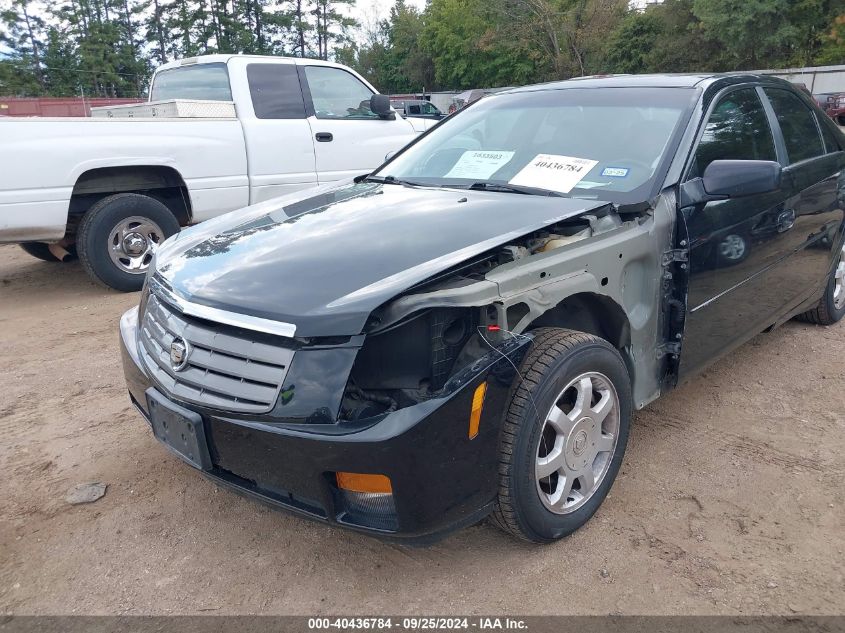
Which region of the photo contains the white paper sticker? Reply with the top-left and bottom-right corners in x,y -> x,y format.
445,150 -> 515,180
509,154 -> 599,193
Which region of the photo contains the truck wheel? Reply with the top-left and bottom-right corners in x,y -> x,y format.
491,328 -> 631,543
796,242 -> 845,325
19,242 -> 76,262
77,193 -> 180,292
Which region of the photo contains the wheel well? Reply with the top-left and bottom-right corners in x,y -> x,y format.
68,166 -> 192,232
526,292 -> 631,352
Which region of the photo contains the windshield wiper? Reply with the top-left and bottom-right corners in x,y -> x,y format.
464,182 -> 566,197
364,175 -> 428,187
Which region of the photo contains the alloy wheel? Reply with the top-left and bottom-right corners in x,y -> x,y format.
535,371 -> 620,515
834,244 -> 845,310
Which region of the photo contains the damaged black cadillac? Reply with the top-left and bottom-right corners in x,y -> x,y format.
120,74 -> 845,543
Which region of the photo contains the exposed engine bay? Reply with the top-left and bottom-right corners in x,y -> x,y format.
340,210 -> 631,420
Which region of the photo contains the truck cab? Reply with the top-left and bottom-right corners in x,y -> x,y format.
2,55 -> 428,291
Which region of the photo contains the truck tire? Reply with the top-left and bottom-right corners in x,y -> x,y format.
19,242 -> 76,262
795,242 -> 845,326
76,193 -> 180,292
491,328 -> 632,543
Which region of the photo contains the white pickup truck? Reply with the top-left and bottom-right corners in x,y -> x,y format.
0,55 -> 431,290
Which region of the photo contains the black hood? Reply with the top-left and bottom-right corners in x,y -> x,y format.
155,182 -> 608,337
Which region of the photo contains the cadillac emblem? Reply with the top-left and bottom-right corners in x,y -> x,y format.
170,337 -> 190,372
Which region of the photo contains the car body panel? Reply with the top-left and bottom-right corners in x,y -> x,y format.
154,181 -> 610,337
119,72 -> 845,540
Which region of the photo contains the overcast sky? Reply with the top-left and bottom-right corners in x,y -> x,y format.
350,0 -> 427,40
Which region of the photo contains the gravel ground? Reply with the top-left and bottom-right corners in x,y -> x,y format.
0,243 -> 843,615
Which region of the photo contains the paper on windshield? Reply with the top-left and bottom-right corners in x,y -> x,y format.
509,154 -> 598,194
445,150 -> 515,179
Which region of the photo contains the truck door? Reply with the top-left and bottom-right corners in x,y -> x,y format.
240,62 -> 318,204
679,87 -> 796,377
299,65 -> 419,183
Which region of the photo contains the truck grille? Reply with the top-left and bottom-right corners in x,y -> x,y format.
138,293 -> 294,414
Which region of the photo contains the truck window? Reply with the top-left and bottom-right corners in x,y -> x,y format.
690,88 -> 776,178
247,63 -> 306,119
303,66 -> 377,120
763,88 -> 825,164
150,63 -> 232,101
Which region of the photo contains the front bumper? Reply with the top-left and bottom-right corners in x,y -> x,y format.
119,307 -> 529,543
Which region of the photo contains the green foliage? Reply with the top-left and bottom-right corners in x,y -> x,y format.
0,0 -> 358,97
604,10 -> 663,74
3,0 -> 845,99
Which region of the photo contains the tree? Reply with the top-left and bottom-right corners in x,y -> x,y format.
0,0 -> 46,91
603,9 -> 662,74
692,0 -> 798,69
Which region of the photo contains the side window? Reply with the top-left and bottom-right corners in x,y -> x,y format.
303,66 -> 376,120
409,105 -> 421,115
819,118 -> 843,153
763,88 -> 825,164
247,64 -> 306,120
150,63 -> 232,101
691,88 -> 777,178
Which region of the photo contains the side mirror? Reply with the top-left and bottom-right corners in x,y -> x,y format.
385,150 -> 397,162
370,94 -> 395,120
681,159 -> 782,206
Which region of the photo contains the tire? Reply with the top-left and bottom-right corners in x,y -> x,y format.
19,242 -> 76,262
795,242 -> 845,326
76,193 -> 180,292
491,328 -> 632,543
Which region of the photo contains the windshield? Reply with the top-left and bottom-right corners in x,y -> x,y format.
374,87 -> 698,203
150,63 -> 233,101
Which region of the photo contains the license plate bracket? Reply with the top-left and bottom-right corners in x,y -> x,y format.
146,389 -> 211,471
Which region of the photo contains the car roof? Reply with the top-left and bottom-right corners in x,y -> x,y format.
505,73 -> 795,93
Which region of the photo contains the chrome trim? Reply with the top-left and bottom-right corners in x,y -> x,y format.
149,276 -> 297,338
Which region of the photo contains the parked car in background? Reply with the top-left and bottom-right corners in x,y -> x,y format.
392,99 -> 445,121
120,73 -> 845,543
824,93 -> 845,124
0,55 -> 433,291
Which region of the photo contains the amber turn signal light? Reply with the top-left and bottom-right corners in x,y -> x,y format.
469,381 -> 487,439
336,472 -> 393,494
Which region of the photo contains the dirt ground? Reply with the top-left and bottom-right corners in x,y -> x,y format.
0,242 -> 843,616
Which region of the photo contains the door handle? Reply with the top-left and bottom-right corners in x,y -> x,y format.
776,208 -> 796,233
315,132 -> 333,142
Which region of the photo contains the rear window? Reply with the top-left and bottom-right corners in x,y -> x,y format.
819,118 -> 843,153
764,88 -> 825,164
150,63 -> 232,101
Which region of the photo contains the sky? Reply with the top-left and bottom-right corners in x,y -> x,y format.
350,0 -> 427,39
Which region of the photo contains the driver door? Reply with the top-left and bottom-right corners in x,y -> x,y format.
679,87 -> 796,377
299,65 -> 418,183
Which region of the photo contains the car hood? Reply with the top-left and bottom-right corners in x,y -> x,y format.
154,181 -> 609,337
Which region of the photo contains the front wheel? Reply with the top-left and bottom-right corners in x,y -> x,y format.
76,193 -> 180,292
492,328 -> 632,543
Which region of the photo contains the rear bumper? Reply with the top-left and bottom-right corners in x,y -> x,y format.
119,306 -> 529,543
